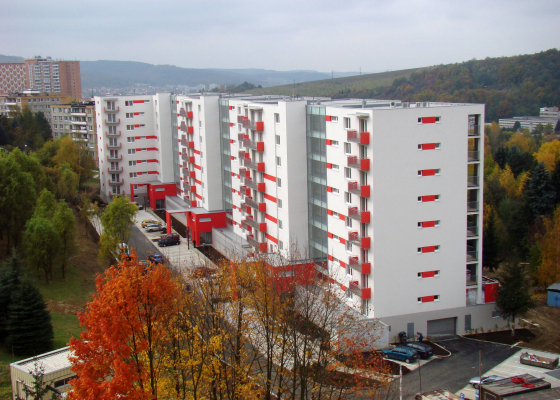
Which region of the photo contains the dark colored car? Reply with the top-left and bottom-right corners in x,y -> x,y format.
158,233 -> 180,247
148,253 -> 164,264
405,342 -> 433,359
381,346 -> 419,363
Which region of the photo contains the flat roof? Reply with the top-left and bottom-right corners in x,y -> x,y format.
482,374 -> 551,396
11,347 -> 72,375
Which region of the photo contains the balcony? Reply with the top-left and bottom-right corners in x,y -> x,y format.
183,182 -> 190,191
468,175 -> 480,187
238,133 -> 246,141
246,235 -> 267,252
107,166 -> 123,173
245,197 -> 266,212
189,170 -> 196,178
105,130 -> 121,137
71,128 -> 88,134
71,111 -> 87,117
249,121 -> 264,131
105,118 -> 120,125
348,207 -> 370,223
347,257 -> 371,274
348,181 -> 370,197
238,150 -> 246,159
72,120 -> 87,125
241,219 -> 252,232
468,124 -> 480,136
180,123 -> 188,133
243,158 -> 265,172
179,108 -> 187,117
181,152 -> 189,160
243,138 -> 265,152
104,106 -> 119,113
245,217 -> 267,232
466,277 -> 499,305
467,200 -> 479,212
108,179 -> 124,186
348,232 -> 371,249
237,115 -> 245,123
244,177 -> 265,192
348,281 -> 372,299
241,203 -> 250,214
347,156 -> 370,171
107,155 -> 122,162
347,130 -> 369,145
468,150 -> 480,162
467,246 -> 478,262
467,223 -> 478,237
188,141 -> 195,149
467,271 -> 477,287
242,117 -> 250,128
187,111 -> 194,119
106,143 -> 121,150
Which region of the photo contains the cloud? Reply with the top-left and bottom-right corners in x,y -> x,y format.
1,0 -> 559,72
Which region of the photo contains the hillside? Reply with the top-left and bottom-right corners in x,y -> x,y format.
245,49 -> 560,122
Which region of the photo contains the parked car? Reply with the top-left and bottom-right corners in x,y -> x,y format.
158,233 -> 180,247
405,342 -> 433,359
381,346 -> 419,363
141,219 -> 159,228
148,253 -> 164,264
469,375 -> 505,389
145,224 -> 166,232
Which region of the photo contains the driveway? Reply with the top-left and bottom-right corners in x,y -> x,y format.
382,336 -> 520,399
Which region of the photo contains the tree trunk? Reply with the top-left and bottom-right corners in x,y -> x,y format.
511,317 -> 516,336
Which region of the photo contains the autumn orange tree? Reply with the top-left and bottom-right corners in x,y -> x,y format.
68,250 -> 182,400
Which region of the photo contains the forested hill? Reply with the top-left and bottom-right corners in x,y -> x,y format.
248,49 -> 560,122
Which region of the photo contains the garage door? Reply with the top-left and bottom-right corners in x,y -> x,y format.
427,317 -> 456,335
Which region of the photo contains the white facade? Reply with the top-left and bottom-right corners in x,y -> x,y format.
95,94 -> 174,203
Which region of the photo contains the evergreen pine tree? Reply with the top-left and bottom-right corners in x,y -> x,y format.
6,281 -> 53,356
483,206 -> 500,272
495,262 -> 535,336
0,251 -> 24,342
551,159 -> 560,205
524,162 -> 556,218
555,120 -> 560,133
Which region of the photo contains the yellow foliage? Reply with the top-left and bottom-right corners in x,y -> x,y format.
499,166 -> 519,198
537,207 -> 560,288
534,140 -> 560,172
506,132 -> 537,154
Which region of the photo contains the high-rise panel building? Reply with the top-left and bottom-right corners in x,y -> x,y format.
95,93 -> 505,338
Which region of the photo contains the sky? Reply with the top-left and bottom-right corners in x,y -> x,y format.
1,0 -> 559,73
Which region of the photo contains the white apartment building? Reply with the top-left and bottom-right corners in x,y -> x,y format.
499,106 -> 559,132
95,92 -> 506,337
95,94 -> 174,204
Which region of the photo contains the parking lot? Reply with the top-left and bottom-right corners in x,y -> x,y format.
132,210 -> 210,274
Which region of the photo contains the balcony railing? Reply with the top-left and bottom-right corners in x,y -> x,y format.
468,150 -> 480,162
348,181 -> 370,197
238,133 -> 246,141
183,182 -> 190,191
467,246 -> 478,262
179,108 -> 187,117
245,197 -> 266,212
181,152 -> 189,160
243,158 -> 265,172
239,150 -> 246,159
244,177 -> 265,192
104,106 -> 119,112
188,141 -> 195,149
106,143 -> 121,150
242,117 -> 250,128
187,111 -> 193,119
105,130 -> 121,137
348,281 -> 372,299
246,217 -> 267,232
347,130 -> 369,145
468,175 -> 480,187
107,155 -> 122,162
467,201 -> 479,212
243,138 -> 264,152
348,232 -> 371,248
249,121 -> 264,131
347,156 -> 370,171
180,123 -> 188,133
468,124 -> 480,136
467,223 -> 478,237
108,179 -> 124,186
107,167 -> 123,173
346,257 -> 371,274
246,235 -> 267,252
237,115 -> 245,123
105,118 -> 120,125
466,272 -> 477,286
348,207 -> 370,223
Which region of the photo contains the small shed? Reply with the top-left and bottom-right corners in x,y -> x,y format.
10,347 -> 75,399
546,282 -> 560,307
479,373 -> 551,400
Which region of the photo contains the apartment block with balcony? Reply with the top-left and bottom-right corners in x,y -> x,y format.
308,99 -> 502,337
95,94 -> 175,204
51,101 -> 98,162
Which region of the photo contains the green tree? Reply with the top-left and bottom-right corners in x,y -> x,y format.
512,121 -> 521,131
17,358 -> 61,400
552,159 -> 560,205
79,193 -> 98,237
544,123 -> 554,136
34,111 -> 52,143
0,250 -> 24,342
483,205 -> 500,271
555,120 -> 560,133
52,201 -> 76,279
6,281 -> 53,356
495,262 -> 535,336
23,217 -> 62,283
524,162 -> 556,219
99,196 -> 138,264
34,189 -> 57,220
57,162 -> 78,201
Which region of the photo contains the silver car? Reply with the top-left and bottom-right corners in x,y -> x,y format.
469,375 -> 505,389
145,224 -> 166,232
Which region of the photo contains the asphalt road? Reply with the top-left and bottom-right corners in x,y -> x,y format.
382,336 -> 520,399
129,225 -> 160,261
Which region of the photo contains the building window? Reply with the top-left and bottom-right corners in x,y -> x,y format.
276,135 -> 280,145
277,178 -> 282,188
128,149 -> 136,154
274,113 -> 280,123
331,140 -> 339,146
130,173 -> 137,178
344,143 -> 351,154
276,157 -> 281,166
129,161 -> 136,166
346,241 -> 352,252
127,125 -> 134,131
127,137 -> 135,142
331,116 -> 338,122
279,240 -> 283,250
332,164 -> 339,171
126,113 -> 133,118
344,168 -> 352,179
278,220 -> 283,229
345,192 -> 352,204
345,217 -> 352,228
344,117 -> 351,129
332,188 -> 339,194
278,199 -> 282,209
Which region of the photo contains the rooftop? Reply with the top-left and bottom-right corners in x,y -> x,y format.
11,347 -> 72,375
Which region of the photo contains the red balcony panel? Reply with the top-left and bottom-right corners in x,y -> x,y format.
359,131 -> 370,144
327,186 -> 333,192
421,220 -> 435,228
188,126 -> 194,134
361,185 -> 371,197
326,163 -> 332,169
257,142 -> 264,151
191,200 -> 197,207
347,130 -> 369,145
327,209 -> 333,216
255,121 -> 264,131
421,169 -> 436,176
259,223 -> 267,232
361,211 -> 371,223
246,188 -> 251,196
258,203 -> 266,212
421,246 -> 436,253
421,143 -> 437,150
328,254 -> 334,261
327,232 -> 333,238
421,270 -> 435,278
230,122 -> 234,127
190,186 -> 196,193
326,139 -> 332,145
189,156 -> 195,163
187,111 -> 194,118
421,295 -> 435,303
420,117 -> 436,124
189,171 -> 195,178
257,182 -> 266,192
259,243 -> 267,252
188,141 -> 195,149
326,115 -> 332,121
362,263 -> 371,274
256,162 -> 265,172
360,158 -> 370,171
421,195 -> 436,202
362,288 -> 372,300
361,237 -> 371,249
